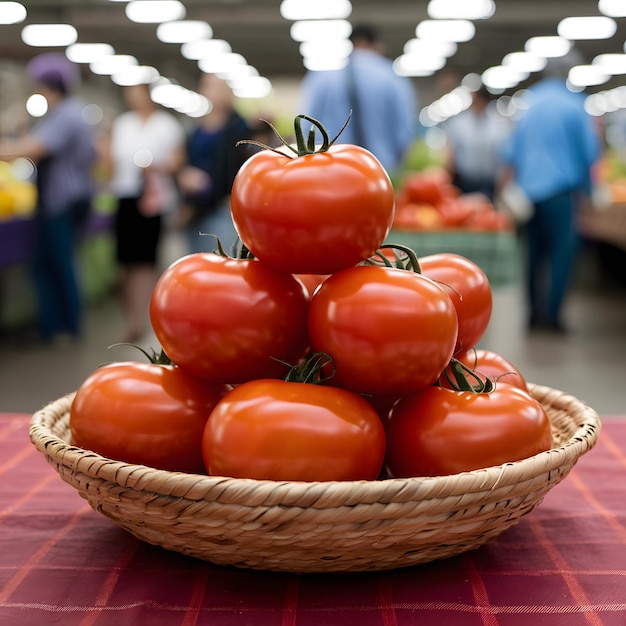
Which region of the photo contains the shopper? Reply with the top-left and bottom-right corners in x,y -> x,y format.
444,84 -> 511,200
499,50 -> 601,333
177,73 -> 251,254
0,52 -> 96,344
299,23 -> 419,174
106,82 -> 185,343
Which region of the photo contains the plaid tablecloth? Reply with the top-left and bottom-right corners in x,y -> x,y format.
1,414 -> 625,626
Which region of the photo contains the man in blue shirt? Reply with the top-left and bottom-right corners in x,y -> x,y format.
300,23 -> 419,175
500,51 -> 601,333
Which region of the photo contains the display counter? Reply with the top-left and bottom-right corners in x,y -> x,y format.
386,229 -> 521,287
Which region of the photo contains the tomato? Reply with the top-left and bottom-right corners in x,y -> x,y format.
418,253 -> 492,353
385,385 -> 553,478
294,273 -> 329,298
308,265 -> 458,395
70,362 -> 229,473
230,142 -> 395,275
150,253 -> 310,384
439,348 -> 529,392
401,169 -> 457,207
202,379 -> 386,481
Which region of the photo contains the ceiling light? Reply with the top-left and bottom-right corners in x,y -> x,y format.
299,38 -> 353,60
502,51 -> 547,73
481,65 -> 529,90
557,16 -> 617,40
599,0 -> 626,17
125,0 -> 185,24
89,54 -> 138,75
198,53 -> 246,75
21,23 -> 78,47
593,53 -> 626,74
524,36 -> 571,58
393,53 -> 447,77
290,20 -> 352,42
112,65 -> 160,86
303,56 -> 349,71
66,43 -> 115,64
427,0 -> 495,20
26,93 -> 48,117
176,92 -> 211,117
280,0 -> 352,20
0,2 -> 26,24
404,38 -> 457,58
217,64 -> 259,83
231,76 -> 272,99
568,64 -> 610,87
415,20 -> 476,43
151,82 -> 189,108
181,39 -> 231,60
156,20 -> 212,43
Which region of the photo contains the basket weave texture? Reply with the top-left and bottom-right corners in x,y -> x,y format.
29,383 -> 600,573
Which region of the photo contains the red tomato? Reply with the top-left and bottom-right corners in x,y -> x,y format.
150,253 -> 310,384
385,385 -> 553,477
230,144 -> 395,274
70,362 -> 229,473
202,379 -> 386,481
294,273 -> 329,298
418,253 -> 492,353
308,265 -> 458,395
439,348 -> 529,392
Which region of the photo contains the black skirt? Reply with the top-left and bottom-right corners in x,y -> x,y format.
114,196 -> 161,265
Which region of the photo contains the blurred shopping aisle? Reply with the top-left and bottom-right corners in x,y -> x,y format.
1,233 -> 625,417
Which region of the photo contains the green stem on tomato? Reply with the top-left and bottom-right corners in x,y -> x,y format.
441,358 -> 494,393
283,351 -> 336,385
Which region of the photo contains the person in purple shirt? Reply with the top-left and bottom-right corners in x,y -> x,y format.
500,50 -> 601,333
300,23 -> 419,174
0,53 -> 96,343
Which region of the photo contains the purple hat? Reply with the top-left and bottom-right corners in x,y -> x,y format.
26,52 -> 79,93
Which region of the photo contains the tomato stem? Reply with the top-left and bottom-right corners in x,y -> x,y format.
284,352 -> 336,384
440,358 -> 494,393
108,343 -> 172,365
367,244 -> 422,273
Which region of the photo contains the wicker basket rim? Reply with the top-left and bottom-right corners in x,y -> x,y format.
28,382 -> 601,504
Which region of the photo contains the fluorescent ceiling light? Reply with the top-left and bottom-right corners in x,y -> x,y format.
125,0 -> 185,24
525,36 -> 571,58
557,16 -> 617,40
427,0 -> 495,20
176,92 -> 211,117
26,93 -> 48,117
66,43 -> 115,64
299,38 -> 353,60
0,2 -> 26,24
502,51 -> 547,73
217,64 -> 259,83
231,76 -> 272,99
393,53 -> 447,77
404,38 -> 457,58
438,87 -> 473,116
112,65 -> 160,86
198,53 -> 246,75
568,64 -> 610,87
151,82 -> 189,108
280,0 -> 352,20
415,20 -> 476,43
181,39 -> 231,60
593,53 -> 626,74
89,54 -> 138,75
481,65 -> 529,90
21,23 -> 78,47
599,0 -> 626,17
303,56 -> 349,71
156,20 -> 212,43
290,20 -> 352,42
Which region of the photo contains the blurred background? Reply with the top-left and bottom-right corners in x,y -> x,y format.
1,0 -> 625,416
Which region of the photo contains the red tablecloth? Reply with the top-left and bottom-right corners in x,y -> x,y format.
1,414 -> 625,626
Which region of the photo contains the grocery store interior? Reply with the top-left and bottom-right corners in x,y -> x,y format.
1,0 -> 626,417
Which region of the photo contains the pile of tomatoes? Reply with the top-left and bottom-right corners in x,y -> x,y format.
70,116 -> 552,483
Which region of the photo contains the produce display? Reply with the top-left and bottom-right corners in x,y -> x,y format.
70,115 -> 552,483
393,167 -> 513,232
0,159 -> 37,220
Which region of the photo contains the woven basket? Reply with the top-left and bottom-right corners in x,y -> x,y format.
29,383 -> 600,573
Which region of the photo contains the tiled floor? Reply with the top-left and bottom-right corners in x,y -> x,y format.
1,234 -> 625,417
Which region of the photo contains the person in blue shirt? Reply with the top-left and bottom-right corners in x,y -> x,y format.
299,23 -> 419,175
500,50 -> 601,333
0,53 -> 96,343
